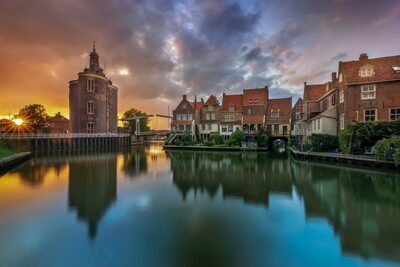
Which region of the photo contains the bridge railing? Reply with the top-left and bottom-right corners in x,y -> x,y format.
0,133 -> 131,139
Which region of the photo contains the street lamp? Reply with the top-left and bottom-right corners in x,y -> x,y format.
347,120 -> 357,155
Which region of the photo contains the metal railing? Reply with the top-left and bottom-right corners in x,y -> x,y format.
0,133 -> 131,139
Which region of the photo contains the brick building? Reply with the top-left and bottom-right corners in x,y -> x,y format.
338,53 -> 400,130
220,94 -> 243,140
69,43 -> 118,133
47,112 -> 70,133
291,98 -> 303,141
171,95 -> 202,138
242,87 -> 268,134
199,95 -> 221,140
265,97 -> 292,137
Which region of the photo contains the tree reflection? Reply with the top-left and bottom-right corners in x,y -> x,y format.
68,153 -> 117,240
290,160 -> 400,261
121,146 -> 148,178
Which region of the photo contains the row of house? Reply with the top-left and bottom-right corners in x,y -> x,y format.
292,53 -> 400,142
171,53 -> 400,143
171,87 -> 292,141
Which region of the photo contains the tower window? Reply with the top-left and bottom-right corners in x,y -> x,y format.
87,80 -> 95,92
87,101 -> 94,114
87,122 -> 94,134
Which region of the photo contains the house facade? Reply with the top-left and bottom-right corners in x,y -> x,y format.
199,95 -> 221,140
242,87 -> 268,134
47,112 -> 70,133
291,98 -> 303,142
171,95 -> 202,138
220,94 -> 243,140
265,97 -> 292,137
338,53 -> 400,130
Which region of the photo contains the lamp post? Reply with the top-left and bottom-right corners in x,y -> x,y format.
347,120 -> 357,155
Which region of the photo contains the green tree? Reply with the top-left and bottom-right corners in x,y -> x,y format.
17,104 -> 49,132
122,108 -> 150,134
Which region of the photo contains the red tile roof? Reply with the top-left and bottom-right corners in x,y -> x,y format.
266,97 -> 292,118
243,115 -> 265,124
189,101 -> 203,112
221,94 -> 243,112
204,95 -> 219,106
243,88 -> 268,105
305,84 -> 325,101
341,54 -> 400,84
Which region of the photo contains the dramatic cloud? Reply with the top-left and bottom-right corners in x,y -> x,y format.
0,0 -> 399,118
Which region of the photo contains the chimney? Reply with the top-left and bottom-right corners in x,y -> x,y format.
194,95 -> 197,111
183,94 -> 187,100
201,97 -> 204,104
359,53 -> 368,61
332,72 -> 337,83
223,93 -> 226,97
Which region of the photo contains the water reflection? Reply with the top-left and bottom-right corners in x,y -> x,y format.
1,145 -> 400,266
167,150 -> 400,262
68,153 -> 117,240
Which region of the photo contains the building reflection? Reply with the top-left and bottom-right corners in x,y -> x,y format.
167,151 -> 292,206
121,146 -> 148,179
290,160 -> 400,261
167,150 -> 400,262
68,152 -> 117,240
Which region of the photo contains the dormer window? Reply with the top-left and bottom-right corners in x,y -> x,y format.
359,65 -> 374,77
271,110 -> 279,118
254,99 -> 259,104
182,103 -> 187,109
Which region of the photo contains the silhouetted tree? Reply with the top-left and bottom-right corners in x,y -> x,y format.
122,108 -> 150,133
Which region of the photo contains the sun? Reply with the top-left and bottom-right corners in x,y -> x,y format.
13,118 -> 24,126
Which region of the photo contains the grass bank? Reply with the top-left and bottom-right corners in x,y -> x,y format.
0,141 -> 19,159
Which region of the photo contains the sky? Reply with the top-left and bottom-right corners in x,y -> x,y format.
0,0 -> 399,119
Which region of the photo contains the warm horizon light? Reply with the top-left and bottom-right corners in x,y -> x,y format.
12,118 -> 23,126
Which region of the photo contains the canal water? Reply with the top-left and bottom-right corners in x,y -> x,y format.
0,144 -> 399,267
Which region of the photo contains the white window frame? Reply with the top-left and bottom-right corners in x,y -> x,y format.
207,124 -> 211,130
228,106 -> 235,112
87,101 -> 94,114
211,113 -> 216,120
221,126 -> 227,132
208,106 -> 213,111
361,85 -> 376,100
360,68 -> 373,77
271,110 -> 279,118
176,114 -> 181,121
364,109 -> 377,122
389,108 -> 400,121
340,114 -> 344,130
87,80 -> 95,92
206,113 -> 210,120
201,124 -> 206,130
187,114 -> 193,120
340,91 -> 344,103
228,125 -> 233,132
182,114 -> 188,121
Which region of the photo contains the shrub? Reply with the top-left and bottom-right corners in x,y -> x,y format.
339,121 -> 400,154
226,130 -> 244,147
308,134 -> 339,152
373,136 -> 400,165
179,132 -> 193,146
257,134 -> 269,148
211,135 -> 224,145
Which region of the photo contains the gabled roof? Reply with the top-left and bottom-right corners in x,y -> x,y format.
189,101 -> 203,112
243,87 -> 268,105
304,84 -> 325,101
340,54 -> 400,84
266,97 -> 292,117
204,95 -> 219,106
221,94 -> 243,112
48,113 -> 69,122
